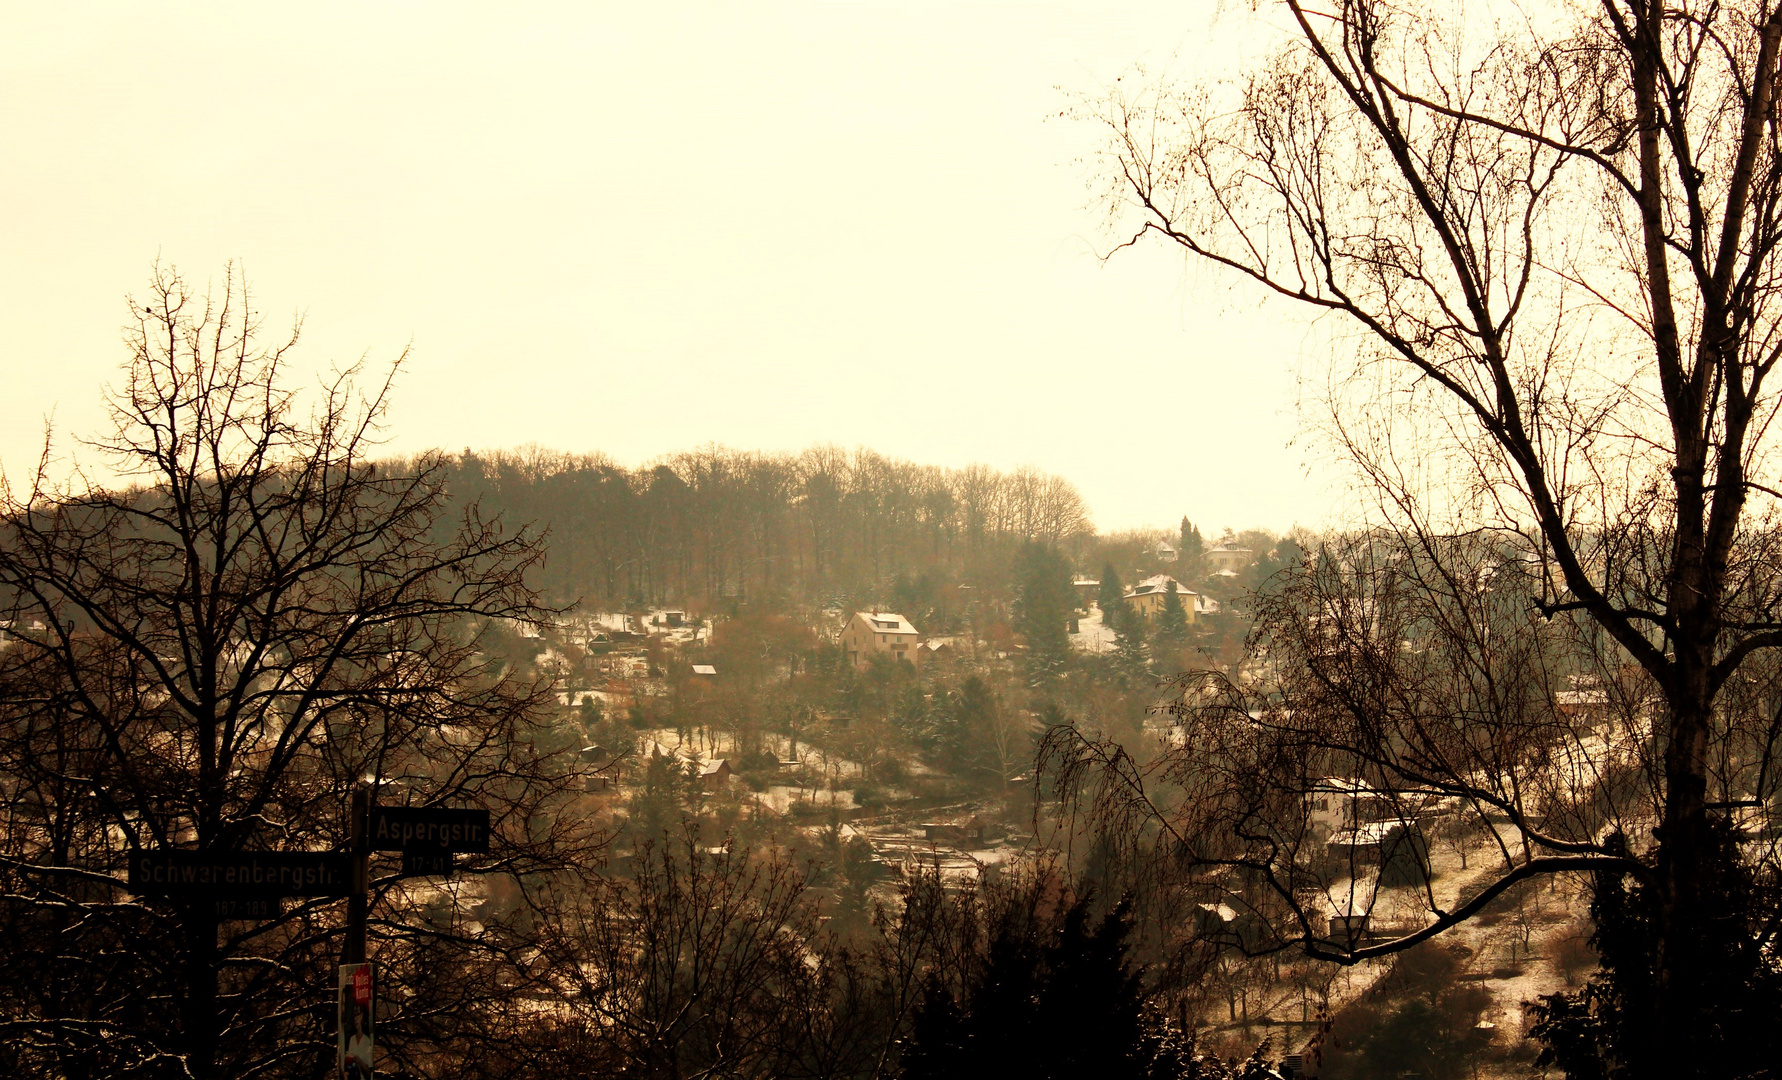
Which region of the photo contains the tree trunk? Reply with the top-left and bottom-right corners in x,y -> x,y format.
181,908 -> 219,1080
1654,681 -> 1713,1073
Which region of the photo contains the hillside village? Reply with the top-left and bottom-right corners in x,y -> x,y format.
500,528 -> 1265,869
0,420 -> 1691,1077
468,526 -> 1626,1076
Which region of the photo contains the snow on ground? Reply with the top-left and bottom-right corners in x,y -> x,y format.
760,732 -> 866,780
754,786 -> 858,814
630,728 -> 868,785
1069,604 -> 1118,654
1238,820 -> 1588,1072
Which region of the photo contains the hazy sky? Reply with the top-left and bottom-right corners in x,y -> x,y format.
0,1 -> 1337,534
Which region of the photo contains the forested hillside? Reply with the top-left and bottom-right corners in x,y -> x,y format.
431,445 -> 1096,610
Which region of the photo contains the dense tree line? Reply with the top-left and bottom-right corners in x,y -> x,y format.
432,445 -> 1093,611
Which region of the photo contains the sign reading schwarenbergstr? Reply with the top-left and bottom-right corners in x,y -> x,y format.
129,851 -> 351,898
369,806 -> 490,853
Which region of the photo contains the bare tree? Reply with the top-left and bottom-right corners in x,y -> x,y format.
1053,0 -> 1782,1069
0,264 -> 593,1079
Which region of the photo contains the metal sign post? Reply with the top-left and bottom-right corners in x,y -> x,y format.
124,792 -> 493,1078
347,787 -> 370,965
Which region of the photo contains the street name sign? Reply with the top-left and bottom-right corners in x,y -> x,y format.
369,807 -> 490,852
128,851 -> 351,898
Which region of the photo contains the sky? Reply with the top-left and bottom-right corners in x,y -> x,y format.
0,1 -> 1338,535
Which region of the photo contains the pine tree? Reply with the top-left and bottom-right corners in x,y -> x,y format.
1179,518 -> 1205,579
1157,586 -> 1189,643
1097,563 -> 1125,625
1112,602 -> 1150,682
1529,827 -> 1782,1079
900,974 -> 966,1080
896,894 -> 1153,1080
1033,899 -> 1149,1077
1013,542 -> 1073,677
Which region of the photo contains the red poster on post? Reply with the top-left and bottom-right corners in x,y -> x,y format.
338,963 -> 374,1079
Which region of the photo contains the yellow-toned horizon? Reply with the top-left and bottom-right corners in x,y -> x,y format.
0,1 -> 1331,535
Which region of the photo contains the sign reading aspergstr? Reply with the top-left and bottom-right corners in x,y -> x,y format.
369,807 -> 490,852
129,851 -> 350,897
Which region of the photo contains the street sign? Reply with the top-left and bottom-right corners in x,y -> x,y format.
338,962 -> 374,1078
128,851 -> 351,898
368,806 -> 490,853
400,849 -> 455,877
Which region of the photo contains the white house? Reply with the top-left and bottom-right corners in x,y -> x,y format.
841,611 -> 920,671
1205,545 -> 1254,576
1307,777 -> 1396,837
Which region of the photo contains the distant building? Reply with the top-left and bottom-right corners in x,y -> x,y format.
1557,676 -> 1612,727
700,759 -> 733,791
1153,539 -> 1178,562
921,815 -> 1001,847
918,638 -> 956,663
841,611 -> 921,671
1205,545 -> 1254,576
1307,776 -> 1391,836
1071,578 -> 1101,605
691,664 -> 717,678
1122,575 -> 1199,623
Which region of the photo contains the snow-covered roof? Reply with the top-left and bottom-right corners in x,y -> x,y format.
1555,689 -> 1609,706
1310,776 -> 1380,796
691,664 -> 717,676
1329,821 -> 1411,846
854,612 -> 917,635
1125,575 -> 1196,598
639,739 -> 690,762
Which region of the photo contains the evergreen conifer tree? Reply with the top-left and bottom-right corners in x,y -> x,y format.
900,974 -> 966,1080
1529,827 -> 1782,1078
1112,602 -> 1150,682
1097,563 -> 1125,625
898,894 -> 1153,1080
1179,518 -> 1205,579
1013,542 -> 1073,677
1157,585 -> 1189,643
